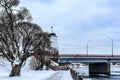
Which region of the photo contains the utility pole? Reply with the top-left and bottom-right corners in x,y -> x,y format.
107,37 -> 113,57
87,40 -> 91,55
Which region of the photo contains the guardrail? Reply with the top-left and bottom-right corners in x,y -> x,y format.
70,68 -> 83,80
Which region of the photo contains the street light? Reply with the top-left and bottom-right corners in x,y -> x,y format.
107,37 -> 113,57
87,40 -> 91,55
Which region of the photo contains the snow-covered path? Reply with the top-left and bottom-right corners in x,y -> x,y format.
47,70 -> 73,80
60,71 -> 73,80
47,71 -> 62,80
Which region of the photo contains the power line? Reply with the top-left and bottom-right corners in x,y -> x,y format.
58,43 -> 85,47
58,43 -> 120,48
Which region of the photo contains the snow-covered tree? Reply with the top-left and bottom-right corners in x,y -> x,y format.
0,0 -> 51,76
29,56 -> 42,70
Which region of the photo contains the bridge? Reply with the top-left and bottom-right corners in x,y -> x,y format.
54,54 -> 120,76
58,54 -> 120,63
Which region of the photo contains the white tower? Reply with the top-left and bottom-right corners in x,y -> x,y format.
50,26 -> 57,49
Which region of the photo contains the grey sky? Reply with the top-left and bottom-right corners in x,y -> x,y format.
20,0 -> 120,55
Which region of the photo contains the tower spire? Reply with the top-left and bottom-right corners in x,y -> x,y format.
51,26 -> 53,33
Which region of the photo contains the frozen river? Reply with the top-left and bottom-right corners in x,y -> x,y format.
74,65 -> 120,80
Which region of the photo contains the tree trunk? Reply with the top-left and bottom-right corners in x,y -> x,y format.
40,60 -> 44,70
46,60 -> 50,70
9,64 -> 21,77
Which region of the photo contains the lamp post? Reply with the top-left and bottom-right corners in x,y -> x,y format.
107,37 -> 113,57
87,40 -> 91,55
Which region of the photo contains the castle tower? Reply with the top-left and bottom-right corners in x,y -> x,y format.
49,26 -> 59,62
50,26 -> 58,49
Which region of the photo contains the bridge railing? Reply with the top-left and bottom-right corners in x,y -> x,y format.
59,54 -> 120,58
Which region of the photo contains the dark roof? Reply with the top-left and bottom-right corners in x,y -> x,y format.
50,32 -> 57,37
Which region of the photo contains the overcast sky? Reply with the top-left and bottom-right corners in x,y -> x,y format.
20,0 -> 120,55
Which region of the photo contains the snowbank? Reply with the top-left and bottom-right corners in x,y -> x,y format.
0,58 -> 57,80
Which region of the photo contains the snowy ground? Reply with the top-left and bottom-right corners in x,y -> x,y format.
2,57 -> 120,80
0,58 -> 73,80
47,71 -> 73,80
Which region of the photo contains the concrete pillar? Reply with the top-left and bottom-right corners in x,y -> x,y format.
89,63 -> 110,76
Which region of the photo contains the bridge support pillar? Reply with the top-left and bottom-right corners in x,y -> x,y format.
89,63 -> 110,76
